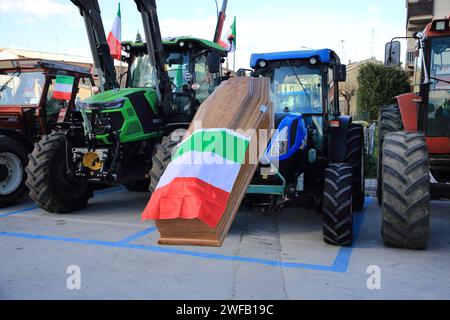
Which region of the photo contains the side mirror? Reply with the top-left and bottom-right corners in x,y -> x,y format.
385,41 -> 401,67
337,65 -> 347,82
207,51 -> 221,74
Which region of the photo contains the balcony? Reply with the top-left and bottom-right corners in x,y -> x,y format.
407,0 -> 434,20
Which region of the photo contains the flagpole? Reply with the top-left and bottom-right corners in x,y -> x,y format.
233,51 -> 235,72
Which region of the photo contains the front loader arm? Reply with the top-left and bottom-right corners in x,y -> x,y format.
71,0 -> 119,91
133,0 -> 174,116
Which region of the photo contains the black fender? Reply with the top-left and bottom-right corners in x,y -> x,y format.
328,116 -> 351,163
0,129 -> 34,152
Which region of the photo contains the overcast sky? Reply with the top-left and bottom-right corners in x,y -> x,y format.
0,0 -> 407,69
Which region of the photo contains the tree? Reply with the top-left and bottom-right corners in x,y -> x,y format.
357,63 -> 410,121
340,89 -> 355,115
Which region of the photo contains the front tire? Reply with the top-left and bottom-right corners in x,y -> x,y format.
25,132 -> 92,213
346,124 -> 365,211
381,131 -> 430,249
148,132 -> 181,193
0,137 -> 29,208
322,163 -> 353,246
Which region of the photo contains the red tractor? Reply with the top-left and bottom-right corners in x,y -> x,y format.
0,59 -> 94,207
378,16 -> 450,249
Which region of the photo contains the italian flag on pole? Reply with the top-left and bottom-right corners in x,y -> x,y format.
218,16 -> 236,52
142,129 -> 250,228
52,75 -> 74,100
107,3 -> 121,60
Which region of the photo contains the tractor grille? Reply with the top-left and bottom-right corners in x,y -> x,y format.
125,120 -> 142,136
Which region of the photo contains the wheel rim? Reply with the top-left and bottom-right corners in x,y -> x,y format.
0,152 -> 23,195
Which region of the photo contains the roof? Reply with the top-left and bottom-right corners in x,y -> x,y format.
250,49 -> 333,68
122,36 -> 227,56
0,58 -> 91,74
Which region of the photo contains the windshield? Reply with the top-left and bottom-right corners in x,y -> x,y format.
0,71 -> 45,105
166,51 -> 190,93
193,54 -> 215,104
129,54 -> 156,88
428,36 -> 450,135
265,65 -> 323,114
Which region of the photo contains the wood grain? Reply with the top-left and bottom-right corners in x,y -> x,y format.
155,77 -> 273,246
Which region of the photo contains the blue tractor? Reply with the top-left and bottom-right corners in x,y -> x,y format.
244,49 -> 365,246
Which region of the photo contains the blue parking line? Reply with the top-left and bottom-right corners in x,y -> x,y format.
0,206 -> 37,218
0,230 -> 339,271
116,226 -> 158,244
0,186 -> 127,219
0,203 -> 369,272
0,197 -> 372,272
331,200 -> 369,272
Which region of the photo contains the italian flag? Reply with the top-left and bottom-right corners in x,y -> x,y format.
107,3 -> 121,60
142,129 -> 250,228
218,16 -> 236,52
52,75 -> 74,100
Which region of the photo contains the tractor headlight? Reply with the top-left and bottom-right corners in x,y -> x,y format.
83,98 -> 126,111
258,60 -> 267,68
270,141 -> 288,156
269,126 -> 289,156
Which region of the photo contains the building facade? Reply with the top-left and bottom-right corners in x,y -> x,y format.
406,0 -> 450,78
339,58 -> 381,118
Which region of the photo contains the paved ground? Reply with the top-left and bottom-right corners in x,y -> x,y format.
1,186 -> 449,300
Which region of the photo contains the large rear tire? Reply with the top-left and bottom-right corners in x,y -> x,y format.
25,132 -> 92,213
346,124 -> 365,211
381,131 -> 430,249
377,105 -> 403,204
0,137 -> 29,208
322,163 -> 353,246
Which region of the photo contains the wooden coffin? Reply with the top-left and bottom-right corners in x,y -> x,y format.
155,76 -> 273,246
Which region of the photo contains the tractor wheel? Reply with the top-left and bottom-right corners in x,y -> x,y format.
381,131 -> 430,249
123,180 -> 149,192
346,123 -> 365,211
148,135 -> 178,193
322,163 -> 353,246
0,137 -> 29,208
25,132 -> 92,213
377,104 -> 403,204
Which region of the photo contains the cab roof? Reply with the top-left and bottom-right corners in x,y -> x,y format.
250,49 -> 337,68
0,59 -> 91,75
122,36 -> 227,57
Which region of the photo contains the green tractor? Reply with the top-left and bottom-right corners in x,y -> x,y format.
25,0 -> 228,213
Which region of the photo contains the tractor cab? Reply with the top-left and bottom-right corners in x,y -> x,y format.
122,36 -> 227,122
422,23 -> 450,138
249,49 -> 347,183
0,59 -> 94,141
245,49 -> 365,247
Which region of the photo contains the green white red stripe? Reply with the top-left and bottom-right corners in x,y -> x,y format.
52,75 -> 74,100
142,129 -> 250,228
218,16 -> 236,52
107,3 -> 121,60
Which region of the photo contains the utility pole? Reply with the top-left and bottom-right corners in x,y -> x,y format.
370,29 -> 375,58
340,40 -> 345,61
